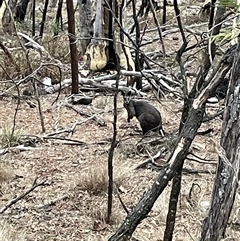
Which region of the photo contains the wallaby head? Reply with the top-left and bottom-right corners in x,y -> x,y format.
122,91 -> 136,122
122,91 -> 164,135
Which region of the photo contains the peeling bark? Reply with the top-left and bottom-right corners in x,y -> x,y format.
84,0 -> 107,71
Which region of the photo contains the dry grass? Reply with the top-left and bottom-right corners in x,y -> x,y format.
0,126 -> 23,148
76,163 -> 109,195
73,155 -> 132,195
0,219 -> 26,241
0,162 -> 14,183
0,92 -> 239,241
0,2 -> 239,241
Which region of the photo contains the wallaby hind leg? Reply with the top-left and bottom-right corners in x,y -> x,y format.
138,112 -> 162,135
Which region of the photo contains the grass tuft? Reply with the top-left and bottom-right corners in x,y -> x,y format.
0,127 -> 23,148
76,161 -> 129,195
77,163 -> 108,195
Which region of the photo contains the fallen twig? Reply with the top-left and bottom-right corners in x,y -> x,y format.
34,194 -> 68,209
46,116 -> 98,137
0,177 -> 50,214
135,150 -> 163,169
114,183 -> 129,214
0,145 -> 39,155
64,103 -> 106,126
43,136 -> 86,145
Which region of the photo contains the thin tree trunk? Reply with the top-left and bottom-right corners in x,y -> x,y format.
54,0 -> 63,36
162,0 -> 167,31
15,0 -> 30,21
131,0 -> 142,89
32,0 -> 35,36
107,58 -> 119,224
39,0 -> 49,37
163,0 -> 188,238
66,0 -> 79,94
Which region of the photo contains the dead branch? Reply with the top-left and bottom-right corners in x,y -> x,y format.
43,136 -> 86,145
34,194 -> 68,209
187,152 -> 217,165
48,70 -> 177,95
45,115 -> 98,137
64,103 -> 106,126
135,150 -> 163,169
0,177 -> 50,214
17,32 -> 47,53
149,0 -> 166,64
0,145 -> 39,155
114,183 -> 129,214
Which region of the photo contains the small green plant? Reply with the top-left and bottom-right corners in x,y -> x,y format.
0,127 -> 23,148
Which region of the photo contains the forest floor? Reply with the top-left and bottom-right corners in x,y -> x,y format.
0,92 -> 240,241
1,1 -> 240,241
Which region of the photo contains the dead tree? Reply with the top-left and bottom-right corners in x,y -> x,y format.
200,36 -> 240,241
131,0 -> 142,89
78,0 -> 93,56
39,0 -> 49,37
66,0 -> 79,94
163,2 -> 226,240
54,0 -> 63,36
15,0 -> 30,21
32,0 -> 35,36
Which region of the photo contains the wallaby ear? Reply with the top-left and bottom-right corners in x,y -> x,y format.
121,90 -> 125,97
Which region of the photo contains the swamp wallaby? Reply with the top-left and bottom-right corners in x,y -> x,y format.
122,92 -> 164,135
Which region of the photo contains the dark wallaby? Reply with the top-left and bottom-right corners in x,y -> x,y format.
122,92 -> 164,135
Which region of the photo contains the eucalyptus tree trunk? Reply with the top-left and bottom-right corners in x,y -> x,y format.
67,0 -> 79,94
78,0 -> 92,56
54,0 -> 63,36
84,0 -> 108,70
15,0 -> 30,21
200,36 -> 240,241
39,0 -> 49,37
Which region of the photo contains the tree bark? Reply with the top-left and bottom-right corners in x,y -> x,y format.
66,0 -> 79,94
200,36 -> 240,241
78,0 -> 92,55
39,0 -> 49,37
54,0 -> 63,36
32,0 -> 35,36
15,0 -> 30,21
